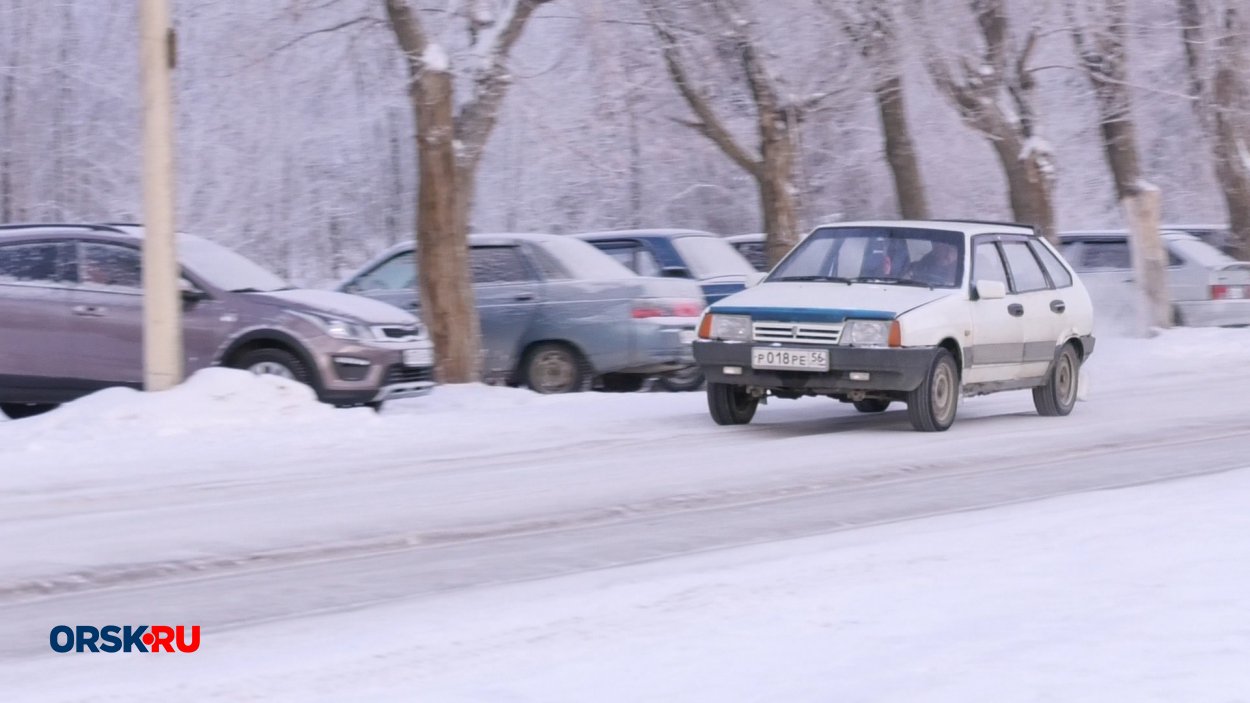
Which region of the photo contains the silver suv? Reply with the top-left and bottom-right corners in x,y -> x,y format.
0,224 -> 435,418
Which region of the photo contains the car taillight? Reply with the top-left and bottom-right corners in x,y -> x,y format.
632,299 -> 704,319
1211,284 -> 1248,300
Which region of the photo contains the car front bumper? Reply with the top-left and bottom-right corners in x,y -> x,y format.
693,340 -> 940,394
314,338 -> 436,405
1175,299 -> 1250,327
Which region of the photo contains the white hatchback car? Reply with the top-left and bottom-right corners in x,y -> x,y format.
692,220 -> 1096,431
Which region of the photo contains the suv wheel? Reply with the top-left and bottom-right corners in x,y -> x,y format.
233,348 -> 312,386
522,343 -> 585,394
906,349 -> 959,432
0,402 -> 58,420
707,382 -> 758,425
852,398 -> 891,413
1033,343 -> 1080,417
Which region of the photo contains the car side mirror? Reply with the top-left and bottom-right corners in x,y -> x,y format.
975,279 -> 1007,300
180,279 -> 208,302
744,271 -> 768,288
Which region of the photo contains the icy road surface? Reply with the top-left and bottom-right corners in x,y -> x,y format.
1,329 -> 1249,698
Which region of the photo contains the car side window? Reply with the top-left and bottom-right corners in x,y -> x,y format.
354,252 -> 416,291
79,243 -> 142,289
736,242 -> 769,271
1080,241 -> 1131,270
471,246 -> 536,284
972,241 -> 1009,287
1000,241 -> 1050,292
1029,240 -> 1073,288
599,242 -> 661,277
0,242 -> 70,284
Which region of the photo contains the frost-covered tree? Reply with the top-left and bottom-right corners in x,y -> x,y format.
1178,0 -> 1250,258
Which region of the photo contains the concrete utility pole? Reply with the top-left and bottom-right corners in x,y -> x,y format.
139,0 -> 183,390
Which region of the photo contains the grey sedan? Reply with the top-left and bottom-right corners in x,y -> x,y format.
1059,230 -> 1250,327
338,233 -> 706,393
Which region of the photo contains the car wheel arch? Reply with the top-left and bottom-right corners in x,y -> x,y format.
219,331 -> 322,390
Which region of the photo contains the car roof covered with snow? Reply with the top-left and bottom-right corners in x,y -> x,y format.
811,220 -> 1037,237
575,229 -> 718,242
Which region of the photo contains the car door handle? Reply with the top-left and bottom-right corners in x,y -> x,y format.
1007,303 -> 1024,317
514,292 -> 536,302
71,305 -> 107,317
1049,299 -> 1066,314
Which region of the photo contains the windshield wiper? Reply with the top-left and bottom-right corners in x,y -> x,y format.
771,275 -> 854,284
848,276 -> 936,289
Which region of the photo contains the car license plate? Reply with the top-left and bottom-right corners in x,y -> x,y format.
403,348 -> 434,367
679,329 -> 696,344
751,347 -> 829,371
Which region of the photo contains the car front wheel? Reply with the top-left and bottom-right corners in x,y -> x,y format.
707,382 -> 759,425
906,349 -> 959,432
0,402 -> 58,420
1033,343 -> 1080,416
233,348 -> 313,386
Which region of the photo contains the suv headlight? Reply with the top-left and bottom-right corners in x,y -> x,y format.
841,319 -> 898,347
703,313 -> 751,342
290,311 -> 366,341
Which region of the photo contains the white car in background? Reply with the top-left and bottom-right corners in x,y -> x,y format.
693,220 -> 1096,432
1059,230 -> 1250,328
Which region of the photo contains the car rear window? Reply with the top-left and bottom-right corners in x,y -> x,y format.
1030,240 -> 1073,288
0,242 -> 71,283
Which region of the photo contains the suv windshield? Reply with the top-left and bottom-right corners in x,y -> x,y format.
770,226 -> 966,289
179,234 -> 291,292
671,235 -> 756,279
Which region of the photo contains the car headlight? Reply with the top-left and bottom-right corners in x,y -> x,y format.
290,311 -> 366,341
841,319 -> 897,347
706,314 -> 751,342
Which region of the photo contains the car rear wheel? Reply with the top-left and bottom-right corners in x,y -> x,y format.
906,349 -> 959,432
707,382 -> 758,425
522,343 -> 585,394
1033,343 -> 1080,417
852,398 -> 891,413
0,402 -> 58,420
656,366 -> 705,392
233,348 -> 313,386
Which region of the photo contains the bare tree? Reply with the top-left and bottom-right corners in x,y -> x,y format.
1178,0 -> 1250,259
911,0 -> 1056,241
641,0 -> 808,266
822,0 -> 928,219
383,0 -> 552,382
1065,0 -> 1171,330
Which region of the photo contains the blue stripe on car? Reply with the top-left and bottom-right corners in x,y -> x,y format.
708,306 -> 896,322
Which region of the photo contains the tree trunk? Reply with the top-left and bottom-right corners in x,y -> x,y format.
758,126 -> 800,266
1122,189 -> 1172,330
874,74 -> 928,219
412,67 -> 481,382
989,134 -> 1057,243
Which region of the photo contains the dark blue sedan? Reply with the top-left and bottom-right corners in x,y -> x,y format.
574,229 -> 755,305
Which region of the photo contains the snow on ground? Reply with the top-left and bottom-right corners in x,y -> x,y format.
2,328 -> 1250,700
6,462 -> 1250,702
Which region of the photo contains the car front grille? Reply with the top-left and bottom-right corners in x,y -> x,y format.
383,364 -> 435,385
372,325 -> 421,342
752,321 -> 842,345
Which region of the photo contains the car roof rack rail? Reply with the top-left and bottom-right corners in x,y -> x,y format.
0,223 -> 129,234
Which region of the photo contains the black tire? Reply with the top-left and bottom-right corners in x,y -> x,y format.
656,366 -> 705,392
599,373 -> 645,393
707,382 -> 759,425
906,349 -> 960,432
231,347 -> 313,386
852,398 -> 891,413
1033,343 -> 1080,417
0,402 -> 58,420
522,343 -> 585,394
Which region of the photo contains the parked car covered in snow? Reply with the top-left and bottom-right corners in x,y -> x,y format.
693,220 -> 1096,432
338,233 -> 704,394
0,223 -> 435,419
1059,230 -> 1250,328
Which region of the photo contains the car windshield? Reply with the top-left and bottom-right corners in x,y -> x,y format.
1170,237 -> 1240,267
769,226 -> 966,289
178,234 -> 291,292
538,237 -> 637,280
671,235 -> 756,279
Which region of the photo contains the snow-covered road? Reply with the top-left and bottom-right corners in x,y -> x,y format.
2,328 -> 1249,699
